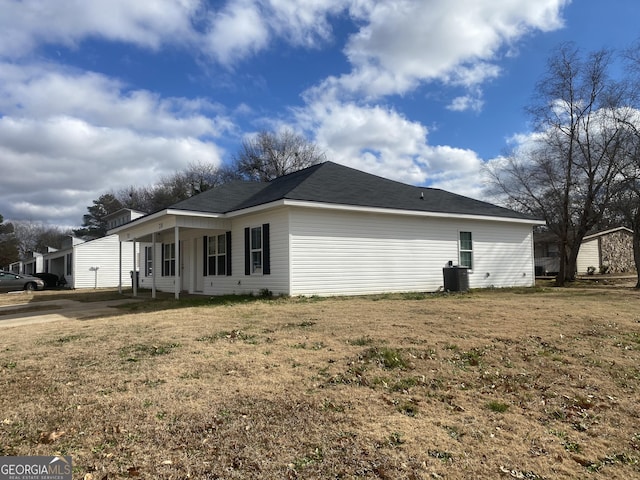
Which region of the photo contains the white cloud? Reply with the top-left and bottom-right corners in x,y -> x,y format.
0,116 -> 223,225
296,99 -> 486,196
0,61 -> 231,226
447,92 -> 485,113
0,62 -> 233,138
203,0 -> 345,65
204,0 -> 271,66
327,0 -> 567,99
0,0 -> 200,58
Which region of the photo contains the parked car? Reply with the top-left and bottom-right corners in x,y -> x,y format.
33,272 -> 62,289
0,270 -> 45,292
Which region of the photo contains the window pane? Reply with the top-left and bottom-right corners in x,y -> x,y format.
208,236 -> 216,255
460,251 -> 472,268
460,232 -> 472,250
252,251 -> 262,271
217,255 -> 226,275
218,234 -> 226,254
251,227 -> 262,249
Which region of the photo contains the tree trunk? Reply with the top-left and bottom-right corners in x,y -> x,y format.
633,222 -> 640,289
566,242 -> 580,282
634,238 -> 640,289
556,237 -> 568,287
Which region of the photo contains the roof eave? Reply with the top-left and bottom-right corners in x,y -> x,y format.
226,199 -> 546,225
107,208 -> 227,235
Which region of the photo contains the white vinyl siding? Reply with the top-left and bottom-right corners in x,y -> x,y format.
72,235 -> 136,289
137,209 -> 290,296
576,238 -> 599,274
231,210 -> 289,295
289,208 -> 534,296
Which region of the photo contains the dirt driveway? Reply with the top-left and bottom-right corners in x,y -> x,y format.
0,296 -> 140,328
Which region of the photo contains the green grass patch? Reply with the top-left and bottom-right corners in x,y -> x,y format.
347,336 -> 374,346
486,400 -> 509,413
361,347 -> 408,369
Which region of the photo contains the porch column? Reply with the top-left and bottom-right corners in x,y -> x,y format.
118,241 -> 123,294
132,238 -> 137,297
174,225 -> 180,300
151,232 -> 157,299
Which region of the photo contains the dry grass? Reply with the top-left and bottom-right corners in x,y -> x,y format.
1,285 -> 640,479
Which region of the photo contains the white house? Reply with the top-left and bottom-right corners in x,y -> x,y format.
42,235 -> 138,289
110,162 -> 545,298
40,209 -> 145,289
535,226 -> 635,276
576,226 -> 634,274
8,251 -> 43,275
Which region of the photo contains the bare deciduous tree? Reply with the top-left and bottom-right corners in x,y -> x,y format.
231,129 -> 325,181
486,43 -> 631,285
13,221 -> 71,256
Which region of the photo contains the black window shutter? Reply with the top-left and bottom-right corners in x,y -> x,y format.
244,227 -> 250,275
262,223 -> 270,275
161,244 -> 165,276
203,236 -> 208,276
226,231 -> 232,276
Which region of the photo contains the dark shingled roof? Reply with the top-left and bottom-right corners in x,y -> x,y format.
169,161 -> 537,221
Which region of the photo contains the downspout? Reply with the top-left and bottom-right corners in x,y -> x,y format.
175,225 -> 180,300
132,238 -> 137,297
152,232 -> 157,299
118,241 -> 122,294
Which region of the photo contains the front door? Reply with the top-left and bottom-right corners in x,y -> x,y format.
194,237 -> 204,292
180,241 -> 188,292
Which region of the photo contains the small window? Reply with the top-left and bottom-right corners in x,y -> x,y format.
163,243 -> 175,276
251,226 -> 262,273
459,231 -> 473,269
66,253 -> 73,276
144,246 -> 153,276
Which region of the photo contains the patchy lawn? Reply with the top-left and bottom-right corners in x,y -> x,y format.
1,286 -> 639,479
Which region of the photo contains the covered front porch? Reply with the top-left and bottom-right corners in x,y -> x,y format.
113,209 -> 231,299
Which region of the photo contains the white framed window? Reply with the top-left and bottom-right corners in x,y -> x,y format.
162,243 -> 175,276
207,234 -> 227,276
459,231 -> 473,269
250,226 -> 262,274
144,246 -> 153,276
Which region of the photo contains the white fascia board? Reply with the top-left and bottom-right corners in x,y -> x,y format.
227,199 -> 546,226
108,209 -> 226,235
165,209 -> 225,219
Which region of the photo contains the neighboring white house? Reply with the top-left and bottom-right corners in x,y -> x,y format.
110,162 -> 545,298
42,235 -> 137,288
8,251 -> 44,275
42,208 -> 146,289
576,227 -> 634,274
535,227 -> 635,276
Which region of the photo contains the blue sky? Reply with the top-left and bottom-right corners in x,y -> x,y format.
0,0 -> 638,228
